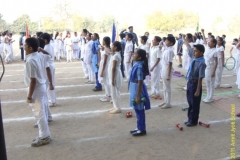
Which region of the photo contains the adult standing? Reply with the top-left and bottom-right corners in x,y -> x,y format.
19,32 -> 24,61
121,26 -> 139,50
177,34 -> 183,68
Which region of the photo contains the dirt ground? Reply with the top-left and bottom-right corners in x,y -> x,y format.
1,42 -> 240,160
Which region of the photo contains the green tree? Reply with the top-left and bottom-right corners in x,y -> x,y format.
0,14 -> 7,31
41,17 -> 56,32
96,15 -> 116,33
72,15 -> 95,32
228,15 -> 240,33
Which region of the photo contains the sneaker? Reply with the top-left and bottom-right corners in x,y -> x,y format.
161,104 -> 171,109
110,100 -> 113,103
49,103 -> 57,107
158,103 -> 165,107
87,81 -> 95,84
130,128 -> 138,134
177,64 -> 182,68
149,94 -> 156,98
109,108 -> 121,114
31,136 -> 51,147
92,87 -> 102,91
85,80 -> 90,83
108,107 -> 115,112
183,86 -> 187,90
84,76 -> 89,79
203,99 -> 213,103
202,98 -> 208,102
124,80 -> 128,83
101,96 -> 111,102
132,130 -> 147,136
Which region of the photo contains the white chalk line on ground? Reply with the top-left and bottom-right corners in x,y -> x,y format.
6,67 -> 84,72
1,93 -> 130,104
10,117 -> 240,149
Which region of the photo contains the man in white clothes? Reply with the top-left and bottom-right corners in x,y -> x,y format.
81,29 -> 89,78
41,33 -> 57,107
24,38 -> 51,147
72,32 -> 80,60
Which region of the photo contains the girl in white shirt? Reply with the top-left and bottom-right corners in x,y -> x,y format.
215,37 -> 225,88
72,32 -> 80,60
65,33 -> 73,62
201,29 -> 218,103
54,32 -> 60,61
3,30 -> 12,64
58,33 -> 64,59
99,37 -> 112,102
85,33 -> 94,84
108,41 -> 123,114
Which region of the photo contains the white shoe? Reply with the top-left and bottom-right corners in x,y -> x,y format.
183,86 -> 187,90
87,81 -> 95,84
109,108 -> 121,114
160,79 -> 163,82
85,80 -> 90,83
204,99 -> 213,103
108,107 -> 115,112
158,103 -> 165,107
101,96 -> 111,102
49,103 -> 57,107
161,104 -> 171,109
202,98 -> 208,102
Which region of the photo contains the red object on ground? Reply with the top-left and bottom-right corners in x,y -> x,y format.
126,111 -> 132,118
236,112 -> 240,117
199,121 -> 210,128
176,124 -> 183,131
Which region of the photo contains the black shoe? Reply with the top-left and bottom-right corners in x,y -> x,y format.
177,64 -> 182,68
130,129 -> 138,134
184,121 -> 189,125
185,122 -> 197,127
132,130 -> 147,136
92,87 -> 102,91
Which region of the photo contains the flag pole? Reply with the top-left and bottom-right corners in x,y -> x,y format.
0,54 -> 7,160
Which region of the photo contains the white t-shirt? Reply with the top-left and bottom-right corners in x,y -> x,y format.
72,36 -> 80,50
147,38 -> 151,47
150,46 -> 162,66
44,44 -> 54,64
84,40 -> 93,64
24,52 -> 49,87
216,45 -> 224,59
138,44 -> 150,53
65,37 -> 72,51
124,40 -> 133,62
204,46 -> 218,69
161,47 -> 175,67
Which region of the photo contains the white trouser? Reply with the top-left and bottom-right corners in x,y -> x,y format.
215,59 -> 223,87
66,49 -> 72,61
87,63 -> 95,82
144,75 -> 149,86
44,83 -> 52,121
73,49 -> 79,59
59,49 -> 65,58
56,51 -> 60,61
30,84 -> 51,138
4,47 -> 11,62
234,55 -> 240,75
161,65 -> 172,106
124,62 -> 132,80
48,64 -> 56,104
104,83 -> 111,97
205,67 -> 215,100
111,85 -> 121,109
24,51 -> 26,61
81,60 -> 88,77
150,65 -> 161,96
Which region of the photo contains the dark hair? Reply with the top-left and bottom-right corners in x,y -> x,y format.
218,37 -> 225,48
127,33 -> 133,40
211,38 -> 217,48
103,36 -> 111,48
140,36 -> 148,43
87,33 -> 92,38
145,32 -> 149,35
54,32 -> 59,39
83,29 -> 88,34
136,49 -> 149,76
154,36 -> 161,43
25,38 -> 39,52
36,32 -> 43,38
38,38 -> 45,48
41,33 -> 51,43
208,32 -> 212,36
186,33 -> 193,42
166,36 -> 176,46
211,35 -> 215,39
222,34 -> 226,38
112,41 -> 122,52
163,37 -> 167,41
93,33 -> 99,40
119,33 -> 125,39
233,38 -> 238,42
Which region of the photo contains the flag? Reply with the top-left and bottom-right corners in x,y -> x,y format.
196,21 -> 199,33
111,23 -> 116,43
25,24 -> 29,38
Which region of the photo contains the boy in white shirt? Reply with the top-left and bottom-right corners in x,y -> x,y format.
159,36 -> 176,109
149,36 -> 162,99
81,29 -> 89,79
124,33 -> 133,82
72,32 -> 80,60
24,38 -> 51,147
41,33 -> 57,107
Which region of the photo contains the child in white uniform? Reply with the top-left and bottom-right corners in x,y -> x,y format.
215,37 -> 225,88
124,33 -> 133,82
72,32 -> 80,60
85,33 -> 94,84
0,34 -> 4,59
54,32 -> 60,61
24,38 -> 51,147
42,33 -> 57,107
230,38 -> 239,75
3,31 -> 12,63
182,34 -> 194,90
138,36 -> 150,86
65,33 -> 73,62
201,29 -> 218,103
108,41 -> 123,114
159,36 -> 176,109
99,37 -> 111,102
149,36 -> 162,99
81,29 -> 89,78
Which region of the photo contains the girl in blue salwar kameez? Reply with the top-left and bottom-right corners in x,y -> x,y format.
129,49 -> 151,136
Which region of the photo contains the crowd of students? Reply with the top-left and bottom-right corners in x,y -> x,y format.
2,26 -> 240,147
